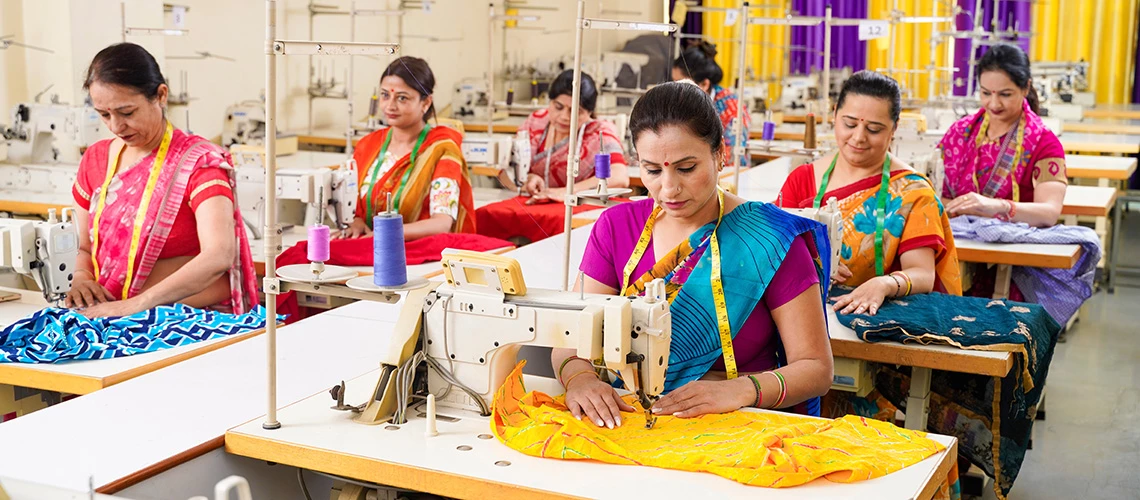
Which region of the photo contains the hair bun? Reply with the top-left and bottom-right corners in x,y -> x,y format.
697,41 -> 717,58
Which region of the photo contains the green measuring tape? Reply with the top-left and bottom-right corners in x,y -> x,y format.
364,124 -> 430,223
814,154 -> 892,276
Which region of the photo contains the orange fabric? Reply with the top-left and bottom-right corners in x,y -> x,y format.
491,363 -> 946,488
352,126 -> 476,232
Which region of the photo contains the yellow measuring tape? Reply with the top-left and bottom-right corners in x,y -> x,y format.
90,121 -> 175,300
620,189 -> 739,379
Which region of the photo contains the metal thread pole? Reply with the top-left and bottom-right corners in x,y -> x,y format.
121,1 -> 127,43
823,6 -> 831,119
262,0 -> 281,431
887,0 -> 897,82
487,2 -> 495,137
346,1 -> 356,158
965,0 -> 983,97
731,2 -> 748,191
562,0 -> 586,292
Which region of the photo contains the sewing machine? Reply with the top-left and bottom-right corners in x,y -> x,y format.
234,154 -> 358,238
782,199 -> 843,281
341,250 -> 672,428
0,209 -> 78,304
221,100 -> 267,147
2,102 -> 106,165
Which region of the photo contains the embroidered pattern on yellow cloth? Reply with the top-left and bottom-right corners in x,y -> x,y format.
491,363 -> 946,488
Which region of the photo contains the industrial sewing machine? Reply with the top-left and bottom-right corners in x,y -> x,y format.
782,199 -> 843,281
234,157 -> 358,238
0,209 -> 78,305
221,100 -> 267,148
337,250 -> 672,429
1033,60 -> 1093,120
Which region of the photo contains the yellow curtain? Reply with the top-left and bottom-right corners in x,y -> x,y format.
698,1 -> 789,103
1031,0 -> 1139,105
866,0 -> 952,101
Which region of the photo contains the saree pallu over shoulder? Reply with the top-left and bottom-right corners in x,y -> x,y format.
354,126 -> 476,232
940,100 -> 1056,202
627,202 -> 831,392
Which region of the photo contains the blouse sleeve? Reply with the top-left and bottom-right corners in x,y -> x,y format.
72,141 -> 109,210
762,235 -> 821,311
427,151 -> 465,220
775,163 -> 817,208
1029,129 -> 1068,187
187,148 -> 235,211
579,209 -> 620,290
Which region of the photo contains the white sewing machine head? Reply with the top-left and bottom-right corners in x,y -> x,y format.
351,250 -> 672,428
221,100 -> 267,147
3,103 -> 107,164
782,198 -> 843,281
0,209 -> 78,304
235,158 -> 357,239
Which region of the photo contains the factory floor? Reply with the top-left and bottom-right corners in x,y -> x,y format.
982,209 -> 1140,500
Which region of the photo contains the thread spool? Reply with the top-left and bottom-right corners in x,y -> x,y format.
761,121 -> 776,141
804,113 -> 817,149
594,153 -> 611,180
373,214 -> 408,287
307,225 -> 330,262
506,87 -> 515,106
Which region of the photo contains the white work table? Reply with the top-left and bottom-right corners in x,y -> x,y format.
1066,154 -> 1138,187
0,299 -> 407,494
1060,132 -> 1140,155
225,368 -> 957,500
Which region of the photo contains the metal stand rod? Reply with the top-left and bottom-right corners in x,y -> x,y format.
731,2 -> 749,191
263,0 -> 281,431
562,0 -> 587,292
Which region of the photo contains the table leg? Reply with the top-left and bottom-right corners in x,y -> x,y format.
1096,214 -> 1109,268
905,367 -> 932,430
993,264 -> 1012,300
1098,178 -> 1110,188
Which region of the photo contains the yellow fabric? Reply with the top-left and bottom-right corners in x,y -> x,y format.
1031,0 -> 1139,105
491,363 -> 946,488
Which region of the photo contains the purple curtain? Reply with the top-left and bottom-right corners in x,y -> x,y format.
789,0 -> 867,75
953,0 -> 1031,96
670,0 -> 702,37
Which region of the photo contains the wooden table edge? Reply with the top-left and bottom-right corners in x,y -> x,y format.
956,245 -> 1081,269
223,431 -> 586,500
829,338 -> 1014,378
917,439 -> 958,500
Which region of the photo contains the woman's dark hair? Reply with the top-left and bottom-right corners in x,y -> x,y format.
976,43 -> 1040,115
835,70 -> 902,124
629,81 -> 723,156
548,69 -> 598,113
83,43 -> 166,100
382,56 -> 436,122
673,41 -> 723,88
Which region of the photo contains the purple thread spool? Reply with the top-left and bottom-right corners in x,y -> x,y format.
762,121 -> 776,141
307,225 -> 330,262
594,153 -> 611,180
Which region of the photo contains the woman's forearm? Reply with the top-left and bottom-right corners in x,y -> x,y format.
897,264 -> 935,295
1009,200 -> 1061,227
403,214 -> 454,241
136,252 -> 232,309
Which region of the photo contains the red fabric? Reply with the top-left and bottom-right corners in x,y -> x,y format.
476,196 -> 625,243
73,140 -> 234,259
275,232 -> 514,323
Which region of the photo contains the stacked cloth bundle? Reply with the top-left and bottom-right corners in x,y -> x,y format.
950,215 -> 1100,324
0,304 -> 272,363
492,363 -> 946,488
833,290 -> 1062,500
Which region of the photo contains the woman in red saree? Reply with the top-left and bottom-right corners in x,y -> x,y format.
338,57 -> 476,239
67,43 -> 258,317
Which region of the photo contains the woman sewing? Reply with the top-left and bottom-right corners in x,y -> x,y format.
776,70 -> 962,315
552,81 -> 833,429
939,44 -> 1068,299
940,44 -> 1066,227
67,43 -> 258,317
672,41 -> 750,166
521,70 -> 629,203
338,56 -> 476,239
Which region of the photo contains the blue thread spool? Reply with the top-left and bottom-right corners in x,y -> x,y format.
762,121 -> 776,141
372,214 -> 407,287
594,153 -> 611,179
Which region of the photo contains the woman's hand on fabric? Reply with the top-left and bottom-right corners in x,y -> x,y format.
651,377 -> 753,418
564,373 -> 634,429
525,190 -> 564,205
832,276 -> 892,316
78,296 -> 147,318
65,277 -> 115,309
946,192 -> 1006,218
831,262 -> 852,284
335,218 -> 371,239
524,174 -> 546,197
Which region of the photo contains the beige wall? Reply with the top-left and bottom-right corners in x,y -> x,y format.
5,0 -> 666,141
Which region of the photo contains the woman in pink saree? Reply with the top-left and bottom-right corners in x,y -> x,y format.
66,43 -> 258,317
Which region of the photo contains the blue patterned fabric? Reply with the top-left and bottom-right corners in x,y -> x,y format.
0,304 -> 273,364
665,202 -> 831,392
950,215 -> 1100,324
